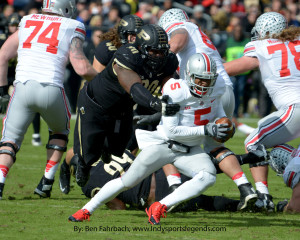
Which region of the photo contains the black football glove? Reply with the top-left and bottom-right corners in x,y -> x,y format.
133,112 -> 162,126
150,95 -> 180,116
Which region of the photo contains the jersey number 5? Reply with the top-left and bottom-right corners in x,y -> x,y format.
267,41 -> 300,77
23,20 -> 61,54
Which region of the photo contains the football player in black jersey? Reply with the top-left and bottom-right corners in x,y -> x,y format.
59,15 -> 145,194
73,24 -> 179,188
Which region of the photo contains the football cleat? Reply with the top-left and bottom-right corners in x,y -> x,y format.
255,190 -> 275,212
68,209 -> 91,222
277,200 -> 289,212
237,183 -> 257,211
75,157 -> 90,187
32,133 -> 42,146
59,159 -> 71,194
0,183 -> 4,200
34,175 -> 54,198
145,202 -> 167,225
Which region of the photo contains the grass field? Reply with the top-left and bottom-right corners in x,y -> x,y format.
0,117 -> 299,240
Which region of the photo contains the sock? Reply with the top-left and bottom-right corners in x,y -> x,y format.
83,177 -> 126,213
160,171 -> 215,208
0,165 -> 9,183
44,160 -> 59,180
167,173 -> 181,187
256,181 -> 269,194
32,133 -> 40,138
232,172 -> 249,186
237,123 -> 255,135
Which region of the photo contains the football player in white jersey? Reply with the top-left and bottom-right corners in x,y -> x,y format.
68,53 -> 249,223
158,8 -> 255,135
269,144 -> 300,213
0,0 -> 97,200
224,12 -> 300,212
157,8 -> 258,205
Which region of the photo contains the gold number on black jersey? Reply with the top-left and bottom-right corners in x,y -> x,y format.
104,152 -> 134,176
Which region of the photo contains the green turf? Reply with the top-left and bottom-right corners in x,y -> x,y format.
0,118 -> 299,240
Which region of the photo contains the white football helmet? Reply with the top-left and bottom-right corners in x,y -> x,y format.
251,12 -> 287,41
158,8 -> 189,30
185,53 -> 218,98
42,0 -> 76,18
269,144 -> 294,176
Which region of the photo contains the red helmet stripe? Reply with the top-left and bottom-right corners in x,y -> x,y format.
46,0 -> 50,8
202,52 -> 211,72
181,10 -> 189,21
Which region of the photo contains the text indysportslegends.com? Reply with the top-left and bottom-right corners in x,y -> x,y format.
74,225 -> 227,233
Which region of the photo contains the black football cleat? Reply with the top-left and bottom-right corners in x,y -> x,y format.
237,183 -> 257,211
34,175 -> 54,198
59,159 -> 71,194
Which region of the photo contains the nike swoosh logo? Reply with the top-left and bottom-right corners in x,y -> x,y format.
211,99 -> 216,103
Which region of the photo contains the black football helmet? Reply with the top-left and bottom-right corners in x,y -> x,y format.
135,24 -> 170,73
117,15 -> 144,44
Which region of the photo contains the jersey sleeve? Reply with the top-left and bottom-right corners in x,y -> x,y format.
113,44 -> 143,72
94,40 -> 117,66
243,41 -> 257,57
70,20 -> 86,42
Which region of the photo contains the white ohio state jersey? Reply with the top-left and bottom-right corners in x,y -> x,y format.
244,38 -> 300,109
164,21 -> 230,89
136,78 -> 225,149
16,14 -> 86,88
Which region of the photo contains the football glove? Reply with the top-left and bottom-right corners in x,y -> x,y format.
133,112 -> 162,126
0,85 -> 10,114
150,95 -> 180,116
204,122 -> 229,140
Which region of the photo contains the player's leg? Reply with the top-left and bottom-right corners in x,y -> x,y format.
245,104 -> 300,211
59,147 -> 75,194
31,113 -> 42,146
0,82 -> 36,199
69,144 -> 174,221
34,85 -> 70,198
146,146 -> 216,225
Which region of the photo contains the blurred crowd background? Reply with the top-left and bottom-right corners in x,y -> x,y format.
1,0 -> 300,117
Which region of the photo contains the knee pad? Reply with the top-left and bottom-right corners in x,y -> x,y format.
210,147 -> 235,165
0,142 -> 18,162
46,133 -> 68,152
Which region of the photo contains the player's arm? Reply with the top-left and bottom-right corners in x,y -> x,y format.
69,37 -> 97,81
169,28 -> 189,53
0,31 -> 19,87
223,56 -> 259,76
92,56 -> 106,73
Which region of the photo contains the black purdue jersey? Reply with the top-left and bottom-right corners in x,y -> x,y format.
87,43 -> 178,113
81,150 -> 152,209
94,40 -> 117,66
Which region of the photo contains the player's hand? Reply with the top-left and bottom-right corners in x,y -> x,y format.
0,85 -> 10,114
133,112 -> 162,125
150,95 -> 180,116
204,122 -> 229,140
161,95 -> 180,116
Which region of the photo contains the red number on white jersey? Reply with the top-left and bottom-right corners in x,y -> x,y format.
23,20 -> 61,54
194,107 -> 211,125
267,41 -> 300,77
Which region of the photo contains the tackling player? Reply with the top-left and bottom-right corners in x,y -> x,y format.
73,24 -> 180,188
68,53 -> 236,223
223,12 -> 300,212
0,0 -> 97,200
